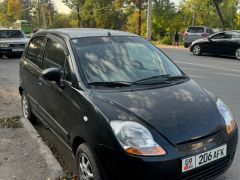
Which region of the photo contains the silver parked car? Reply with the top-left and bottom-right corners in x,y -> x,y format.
0,28 -> 28,58
183,26 -> 213,48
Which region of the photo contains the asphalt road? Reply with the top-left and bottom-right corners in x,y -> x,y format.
0,48 -> 239,179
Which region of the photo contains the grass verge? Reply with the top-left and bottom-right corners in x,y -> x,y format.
0,116 -> 23,128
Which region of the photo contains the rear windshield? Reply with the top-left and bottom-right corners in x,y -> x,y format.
0,30 -> 24,38
187,27 -> 204,33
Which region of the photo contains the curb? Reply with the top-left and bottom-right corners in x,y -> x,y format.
20,118 -> 64,179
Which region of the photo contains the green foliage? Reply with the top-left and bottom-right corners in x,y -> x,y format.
52,14 -> 74,28
0,0 -> 240,41
159,35 -> 172,45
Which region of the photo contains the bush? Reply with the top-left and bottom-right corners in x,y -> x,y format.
159,36 -> 172,45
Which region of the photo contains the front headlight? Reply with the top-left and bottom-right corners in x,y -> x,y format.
0,43 -> 9,48
216,99 -> 236,134
110,121 -> 166,156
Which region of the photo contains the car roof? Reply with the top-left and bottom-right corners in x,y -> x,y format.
33,28 -> 138,39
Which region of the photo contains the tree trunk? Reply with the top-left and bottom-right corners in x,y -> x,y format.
76,3 -> 80,28
147,0 -> 152,41
138,1 -> 142,35
191,13 -> 196,26
212,0 -> 225,30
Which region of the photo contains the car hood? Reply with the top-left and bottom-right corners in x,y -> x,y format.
93,80 -> 221,145
0,38 -> 28,44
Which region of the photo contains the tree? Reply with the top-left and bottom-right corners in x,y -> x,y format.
62,0 -> 83,27
126,0 -> 148,35
212,0 -> 225,30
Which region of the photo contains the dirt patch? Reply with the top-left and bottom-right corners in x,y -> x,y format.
0,116 -> 22,128
42,136 -> 78,180
0,89 -> 21,118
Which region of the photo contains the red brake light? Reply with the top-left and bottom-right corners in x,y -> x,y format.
184,32 -> 188,37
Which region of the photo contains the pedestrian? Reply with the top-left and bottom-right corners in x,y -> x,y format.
172,30 -> 179,47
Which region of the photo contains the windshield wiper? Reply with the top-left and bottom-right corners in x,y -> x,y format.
87,81 -> 132,87
134,74 -> 187,84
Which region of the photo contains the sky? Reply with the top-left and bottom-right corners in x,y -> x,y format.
54,0 -> 180,14
54,0 -> 71,14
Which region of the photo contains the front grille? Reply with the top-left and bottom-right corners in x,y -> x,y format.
180,156 -> 230,180
9,44 -> 25,47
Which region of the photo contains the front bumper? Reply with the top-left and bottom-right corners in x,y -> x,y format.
0,47 -> 25,55
96,128 -> 238,180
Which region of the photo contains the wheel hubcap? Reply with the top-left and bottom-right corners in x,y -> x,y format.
193,45 -> 200,55
22,95 -> 29,118
79,154 -> 94,180
236,49 -> 240,59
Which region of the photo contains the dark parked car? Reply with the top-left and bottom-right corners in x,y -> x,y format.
0,28 -> 28,58
190,30 -> 240,60
19,28 -> 238,180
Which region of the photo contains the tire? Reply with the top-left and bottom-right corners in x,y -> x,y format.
21,92 -> 35,121
192,44 -> 202,56
76,143 -> 103,180
184,43 -> 189,48
235,47 -> 240,60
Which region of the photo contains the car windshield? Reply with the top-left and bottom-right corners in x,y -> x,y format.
71,36 -> 183,85
0,30 -> 24,38
187,27 -> 204,33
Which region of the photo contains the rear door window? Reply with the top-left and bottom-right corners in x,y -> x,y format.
43,38 -> 66,70
26,36 -> 45,68
187,27 -> 204,33
211,33 -> 225,40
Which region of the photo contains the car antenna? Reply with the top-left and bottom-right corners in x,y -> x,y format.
108,32 -> 111,36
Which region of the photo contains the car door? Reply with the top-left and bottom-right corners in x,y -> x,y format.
216,33 -> 236,55
203,32 -> 225,54
39,35 -> 73,143
219,32 -> 240,56
20,36 -> 45,111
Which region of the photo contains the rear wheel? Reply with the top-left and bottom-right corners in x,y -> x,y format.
235,47 -> 240,60
76,143 -> 103,180
21,92 -> 35,121
192,44 -> 202,56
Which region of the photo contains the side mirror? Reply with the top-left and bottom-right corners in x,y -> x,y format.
207,37 -> 212,41
42,68 -> 61,82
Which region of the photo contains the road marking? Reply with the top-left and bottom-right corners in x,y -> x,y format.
182,67 -> 240,77
212,72 -> 240,77
188,75 -> 209,79
175,61 -> 240,73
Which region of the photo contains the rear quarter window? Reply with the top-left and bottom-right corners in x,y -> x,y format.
26,36 -> 45,68
187,27 -> 204,33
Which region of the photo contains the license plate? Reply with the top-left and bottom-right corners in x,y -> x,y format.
182,144 -> 227,173
12,48 -> 24,52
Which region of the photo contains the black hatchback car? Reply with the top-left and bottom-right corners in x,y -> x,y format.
190,30 -> 240,60
19,28 -> 238,180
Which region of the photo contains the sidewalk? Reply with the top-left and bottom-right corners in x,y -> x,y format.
0,89 -> 63,180
0,117 -> 64,180
156,44 -> 185,49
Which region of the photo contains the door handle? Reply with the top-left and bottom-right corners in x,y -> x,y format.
38,77 -> 43,86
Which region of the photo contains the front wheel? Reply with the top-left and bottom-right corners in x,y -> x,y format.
21,92 -> 35,121
76,143 -> 103,180
235,47 -> 240,60
192,44 -> 202,56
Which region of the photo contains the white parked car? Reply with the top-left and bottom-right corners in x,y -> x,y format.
0,28 -> 29,58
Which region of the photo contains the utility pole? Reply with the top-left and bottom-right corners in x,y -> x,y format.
147,0 -> 152,41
